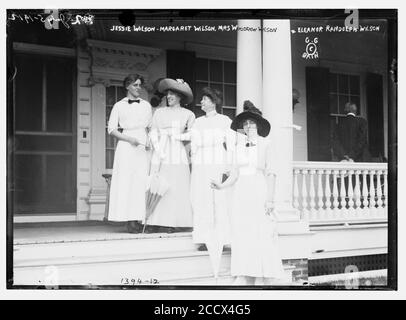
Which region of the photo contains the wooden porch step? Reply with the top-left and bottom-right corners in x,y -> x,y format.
14,233 -> 296,286
160,264 -> 297,286
14,249 -> 232,286
14,232 -> 197,263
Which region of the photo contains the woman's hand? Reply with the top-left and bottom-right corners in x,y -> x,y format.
128,137 -> 140,147
210,180 -> 223,190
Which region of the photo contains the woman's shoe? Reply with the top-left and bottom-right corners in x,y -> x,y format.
126,221 -> 134,233
127,221 -> 142,233
166,227 -> 176,234
144,225 -> 159,233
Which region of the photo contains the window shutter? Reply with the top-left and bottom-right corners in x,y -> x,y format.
306,66 -> 331,161
366,73 -> 385,160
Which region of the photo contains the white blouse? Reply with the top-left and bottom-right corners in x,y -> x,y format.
107,97 -> 152,145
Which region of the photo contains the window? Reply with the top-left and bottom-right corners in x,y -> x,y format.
194,58 -> 237,119
105,86 -> 126,169
329,73 -> 361,121
328,72 -> 361,160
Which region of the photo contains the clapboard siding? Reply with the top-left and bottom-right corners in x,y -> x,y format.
76,46 -> 92,216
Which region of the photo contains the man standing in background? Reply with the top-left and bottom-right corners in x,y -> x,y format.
332,102 -> 371,162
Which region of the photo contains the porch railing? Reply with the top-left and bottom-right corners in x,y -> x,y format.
292,161 -> 388,225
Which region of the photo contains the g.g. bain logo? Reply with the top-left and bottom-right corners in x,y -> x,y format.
302,37 -> 319,59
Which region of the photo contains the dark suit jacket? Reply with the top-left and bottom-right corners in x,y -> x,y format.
332,114 -> 371,162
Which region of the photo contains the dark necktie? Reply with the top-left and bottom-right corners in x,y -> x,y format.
128,99 -> 140,104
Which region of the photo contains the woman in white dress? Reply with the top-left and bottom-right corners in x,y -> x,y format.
147,78 -> 195,233
211,100 -> 285,285
189,87 -> 234,251
107,74 -> 153,233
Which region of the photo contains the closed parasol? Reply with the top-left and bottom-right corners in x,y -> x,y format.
143,166 -> 169,233
143,131 -> 170,233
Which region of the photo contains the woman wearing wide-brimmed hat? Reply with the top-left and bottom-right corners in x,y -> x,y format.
189,87 -> 234,251
211,100 -> 285,285
147,78 -> 195,233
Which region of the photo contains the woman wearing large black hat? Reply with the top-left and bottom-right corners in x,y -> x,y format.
211,100 -> 285,285
230,100 -> 271,138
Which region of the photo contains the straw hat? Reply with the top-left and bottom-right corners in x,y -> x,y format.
158,78 -> 194,104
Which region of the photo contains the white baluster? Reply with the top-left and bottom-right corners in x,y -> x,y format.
369,170 -> 377,217
376,170 -> 383,217
353,170 -> 362,218
293,169 -> 300,210
301,169 -> 309,221
339,170 -> 348,219
361,170 -> 369,215
332,170 -> 339,219
347,170 -> 355,218
317,169 -> 324,220
309,169 -> 317,221
324,169 -> 332,220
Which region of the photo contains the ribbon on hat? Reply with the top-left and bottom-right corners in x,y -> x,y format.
176,78 -> 188,85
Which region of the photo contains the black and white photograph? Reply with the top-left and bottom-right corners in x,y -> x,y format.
4,6 -> 398,293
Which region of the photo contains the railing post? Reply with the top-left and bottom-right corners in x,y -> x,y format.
376,170 -> 383,217
369,170 -> 377,217
324,169 -> 332,220
317,169 -> 324,221
293,169 -> 300,211
309,169 -> 317,221
332,170 -> 340,219
339,170 -> 348,218
301,169 -> 309,221
353,170 -> 362,218
361,170 -> 369,215
347,170 -> 355,218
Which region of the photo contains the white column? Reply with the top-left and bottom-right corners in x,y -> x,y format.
236,20 -> 262,114
262,19 -> 299,221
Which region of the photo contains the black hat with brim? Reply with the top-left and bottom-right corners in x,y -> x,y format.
230,101 -> 271,137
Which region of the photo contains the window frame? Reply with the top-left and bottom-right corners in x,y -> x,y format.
105,85 -> 126,169
194,57 -> 237,117
328,72 -> 362,125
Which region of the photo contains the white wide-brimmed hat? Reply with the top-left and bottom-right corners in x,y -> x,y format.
158,78 -> 194,104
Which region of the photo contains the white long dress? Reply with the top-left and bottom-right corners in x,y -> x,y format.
107,97 -> 152,222
190,112 -> 234,244
230,137 -> 285,278
147,106 -> 195,228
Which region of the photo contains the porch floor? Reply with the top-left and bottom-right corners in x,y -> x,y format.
13,222 -> 192,245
